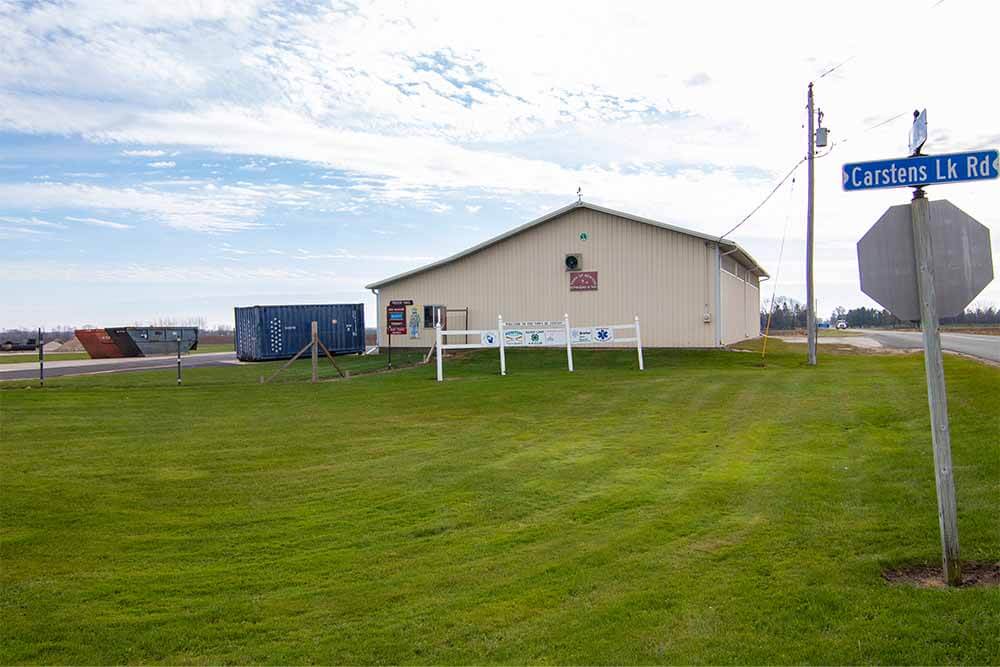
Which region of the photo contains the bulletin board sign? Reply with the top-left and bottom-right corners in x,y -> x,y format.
387,304 -> 407,335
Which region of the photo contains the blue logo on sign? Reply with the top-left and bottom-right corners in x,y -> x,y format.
596,328 -> 610,341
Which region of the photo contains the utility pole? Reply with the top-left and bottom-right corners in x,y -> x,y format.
806,82 -> 817,365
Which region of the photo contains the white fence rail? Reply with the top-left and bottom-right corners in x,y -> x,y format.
435,314 -> 643,382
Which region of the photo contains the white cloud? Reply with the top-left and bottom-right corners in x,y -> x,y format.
0,183 -> 266,233
0,0 -> 998,310
294,248 -> 434,262
2,260 -> 369,286
0,215 -> 65,229
148,160 -> 176,168
66,216 -> 132,230
121,149 -> 166,157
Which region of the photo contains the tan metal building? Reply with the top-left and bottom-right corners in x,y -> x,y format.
366,201 -> 767,348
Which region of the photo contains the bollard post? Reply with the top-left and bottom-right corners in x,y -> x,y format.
435,322 -> 443,382
498,314 -> 506,376
564,313 -> 574,372
635,315 -> 644,371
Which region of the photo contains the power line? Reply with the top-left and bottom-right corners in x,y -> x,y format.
719,105 -> 909,241
719,158 -> 804,240
761,174 -> 798,362
817,56 -> 854,80
864,111 -> 909,132
813,110 -> 910,158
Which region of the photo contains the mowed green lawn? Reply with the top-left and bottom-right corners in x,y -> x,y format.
1,343 -> 998,664
0,343 -> 231,364
0,352 -> 92,364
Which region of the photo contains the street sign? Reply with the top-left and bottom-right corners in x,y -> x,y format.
848,110 -> 992,586
909,109 -> 927,155
857,199 -> 994,321
842,149 -> 999,191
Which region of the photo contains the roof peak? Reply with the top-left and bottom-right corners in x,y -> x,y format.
366,201 -> 767,289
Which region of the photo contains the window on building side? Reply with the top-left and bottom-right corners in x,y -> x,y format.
424,305 -> 446,328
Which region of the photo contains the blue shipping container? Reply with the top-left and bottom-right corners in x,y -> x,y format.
234,304 -> 365,361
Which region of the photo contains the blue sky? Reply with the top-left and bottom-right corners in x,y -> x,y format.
2,0 -> 998,328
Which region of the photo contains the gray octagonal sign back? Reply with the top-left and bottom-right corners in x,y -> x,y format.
857,199 -> 993,321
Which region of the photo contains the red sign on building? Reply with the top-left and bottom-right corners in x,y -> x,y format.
569,271 -> 598,291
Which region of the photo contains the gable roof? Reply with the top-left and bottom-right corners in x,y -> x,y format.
365,200 -> 768,289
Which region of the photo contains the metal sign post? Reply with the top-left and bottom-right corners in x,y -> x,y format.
38,327 -> 44,387
311,321 -> 319,384
850,111 -> 996,587
176,336 -> 182,385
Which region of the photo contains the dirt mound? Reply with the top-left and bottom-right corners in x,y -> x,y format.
56,337 -> 85,352
883,561 -> 999,588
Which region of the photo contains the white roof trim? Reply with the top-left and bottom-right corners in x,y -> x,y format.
366,201 -> 768,289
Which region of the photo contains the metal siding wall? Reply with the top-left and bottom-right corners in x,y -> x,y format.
720,272 -> 762,345
746,282 -> 760,338
376,208 -> 724,347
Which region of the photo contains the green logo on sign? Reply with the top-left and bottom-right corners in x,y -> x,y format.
579,232 -> 588,241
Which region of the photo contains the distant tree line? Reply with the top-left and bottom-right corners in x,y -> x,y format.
761,298 -> 999,330
939,305 -> 1000,326
760,297 -> 808,330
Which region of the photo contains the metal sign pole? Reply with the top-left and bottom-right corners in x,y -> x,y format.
38,327 -> 44,387
176,336 -> 182,385
310,321 -> 319,384
910,187 -> 961,586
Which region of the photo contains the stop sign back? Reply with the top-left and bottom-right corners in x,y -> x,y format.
857,199 -> 993,321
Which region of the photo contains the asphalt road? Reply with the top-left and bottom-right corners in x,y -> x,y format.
866,331 -> 1000,363
0,351 -> 240,381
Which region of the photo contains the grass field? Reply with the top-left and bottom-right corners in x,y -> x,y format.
0,352 -> 92,364
190,342 -> 234,354
0,343 -> 234,365
1,342 -> 998,664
